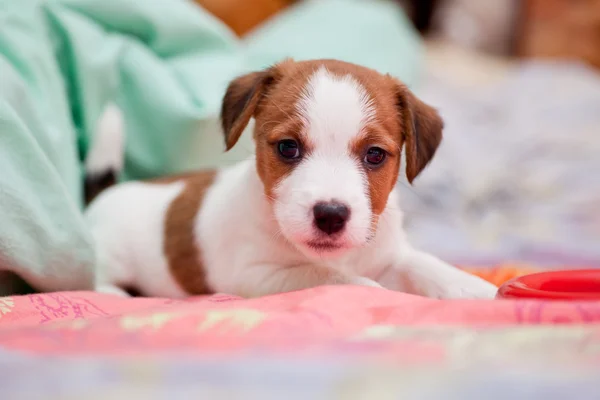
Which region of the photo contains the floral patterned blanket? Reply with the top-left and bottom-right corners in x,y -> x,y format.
1,285 -> 600,399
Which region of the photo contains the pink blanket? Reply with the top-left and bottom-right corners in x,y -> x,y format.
1,286 -> 600,357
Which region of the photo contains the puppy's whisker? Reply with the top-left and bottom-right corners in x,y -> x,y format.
259,120 -> 282,132
268,229 -> 284,243
262,95 -> 294,120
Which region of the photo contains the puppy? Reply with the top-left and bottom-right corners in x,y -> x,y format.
85,59 -> 497,299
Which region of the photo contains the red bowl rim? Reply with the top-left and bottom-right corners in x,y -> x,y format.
497,269 -> 600,300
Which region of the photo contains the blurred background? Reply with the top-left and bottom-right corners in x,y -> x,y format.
197,0 -> 600,63
194,0 -> 600,268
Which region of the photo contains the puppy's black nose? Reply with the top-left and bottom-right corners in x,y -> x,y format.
313,202 -> 350,235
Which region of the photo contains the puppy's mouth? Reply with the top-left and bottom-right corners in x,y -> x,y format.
305,240 -> 346,252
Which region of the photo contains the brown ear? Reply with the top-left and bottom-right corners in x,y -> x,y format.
397,86 -> 444,183
220,69 -> 278,151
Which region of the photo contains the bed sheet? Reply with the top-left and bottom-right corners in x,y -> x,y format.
1,283 -> 600,398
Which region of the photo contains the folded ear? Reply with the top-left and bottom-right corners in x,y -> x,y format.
396,85 -> 444,183
220,68 -> 278,151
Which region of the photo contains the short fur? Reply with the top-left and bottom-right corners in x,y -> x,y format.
86,59 -> 497,299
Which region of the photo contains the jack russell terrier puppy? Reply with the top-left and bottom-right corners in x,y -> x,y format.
85,59 -> 497,299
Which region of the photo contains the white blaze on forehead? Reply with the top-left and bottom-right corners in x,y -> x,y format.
270,67 -> 376,256
298,67 -> 375,148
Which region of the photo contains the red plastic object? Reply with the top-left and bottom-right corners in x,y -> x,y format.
497,269 -> 600,300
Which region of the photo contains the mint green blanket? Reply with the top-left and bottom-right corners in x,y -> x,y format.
0,0 -> 422,294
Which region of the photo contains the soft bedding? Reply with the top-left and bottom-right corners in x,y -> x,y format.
1,266 -> 600,398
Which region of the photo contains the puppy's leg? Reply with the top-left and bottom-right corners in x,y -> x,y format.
382,248 -> 497,299
95,284 -> 131,297
232,264 -> 382,298
92,239 -> 135,298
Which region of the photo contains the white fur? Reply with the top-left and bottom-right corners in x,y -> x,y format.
275,68 -> 375,258
87,181 -> 189,298
86,69 -> 498,299
86,103 -> 125,175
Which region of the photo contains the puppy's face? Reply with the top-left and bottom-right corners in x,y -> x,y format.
221,60 -> 443,258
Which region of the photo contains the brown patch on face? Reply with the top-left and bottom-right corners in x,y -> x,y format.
350,126 -> 402,216
221,58 -> 442,210
298,59 -> 443,215
255,118 -> 311,200
251,61 -> 323,201
153,170 -> 216,295
307,61 -> 405,217
220,60 -> 303,200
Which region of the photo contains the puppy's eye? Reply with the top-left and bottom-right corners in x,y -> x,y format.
277,139 -> 301,160
364,147 -> 386,166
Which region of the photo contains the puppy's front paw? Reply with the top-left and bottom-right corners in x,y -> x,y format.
96,284 -> 131,297
348,276 -> 384,289
440,276 -> 498,299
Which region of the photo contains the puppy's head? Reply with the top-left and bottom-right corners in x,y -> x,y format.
221,59 -> 443,258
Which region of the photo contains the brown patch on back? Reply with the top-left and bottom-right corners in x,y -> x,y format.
158,170 -> 217,295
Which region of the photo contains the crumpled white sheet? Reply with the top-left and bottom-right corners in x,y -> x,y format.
400,62 -> 600,266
